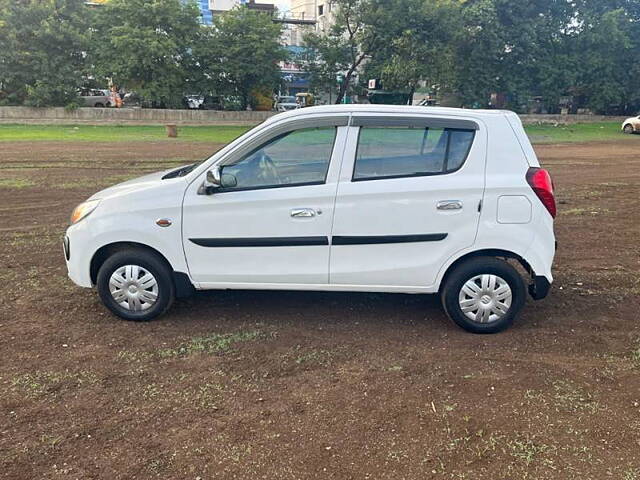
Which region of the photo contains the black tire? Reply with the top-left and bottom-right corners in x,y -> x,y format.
441,257 -> 526,334
96,248 -> 175,321
94,102 -> 104,108
623,124 -> 634,134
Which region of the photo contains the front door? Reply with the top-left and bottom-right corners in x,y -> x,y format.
329,115 -> 486,289
182,124 -> 347,286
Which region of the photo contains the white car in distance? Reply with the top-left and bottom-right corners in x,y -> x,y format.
64,105 -> 556,333
275,96 -> 299,112
622,115 -> 640,134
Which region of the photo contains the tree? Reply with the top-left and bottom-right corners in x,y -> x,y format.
573,4 -> 640,113
302,0 -> 389,103
0,0 -> 89,106
91,0 -> 202,108
454,0 -> 578,111
366,0 -> 461,104
195,7 -> 287,110
297,34 -> 349,102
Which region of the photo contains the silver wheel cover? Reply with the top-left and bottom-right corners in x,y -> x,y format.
458,274 -> 512,324
109,265 -> 159,312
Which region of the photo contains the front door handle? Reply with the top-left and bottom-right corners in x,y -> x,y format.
437,200 -> 463,210
291,208 -> 316,218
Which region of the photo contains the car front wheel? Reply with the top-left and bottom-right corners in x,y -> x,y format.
623,124 -> 634,134
441,257 -> 526,333
96,249 -> 175,321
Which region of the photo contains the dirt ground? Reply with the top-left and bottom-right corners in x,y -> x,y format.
1,139 -> 639,479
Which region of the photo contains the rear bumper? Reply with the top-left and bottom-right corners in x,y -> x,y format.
529,275 -> 551,300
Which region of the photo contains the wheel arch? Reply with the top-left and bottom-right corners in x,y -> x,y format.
90,241 -> 194,297
438,248 -> 533,294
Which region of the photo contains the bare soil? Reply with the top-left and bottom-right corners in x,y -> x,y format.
1,140 -> 639,479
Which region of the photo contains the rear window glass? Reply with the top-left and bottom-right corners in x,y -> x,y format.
353,127 -> 475,181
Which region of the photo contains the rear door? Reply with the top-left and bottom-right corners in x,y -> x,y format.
329,114 -> 486,289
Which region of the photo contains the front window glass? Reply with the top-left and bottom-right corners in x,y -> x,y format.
221,127 -> 336,190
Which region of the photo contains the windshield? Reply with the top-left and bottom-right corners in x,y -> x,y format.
278,97 -> 296,103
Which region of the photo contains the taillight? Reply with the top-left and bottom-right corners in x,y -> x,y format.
526,167 -> 556,218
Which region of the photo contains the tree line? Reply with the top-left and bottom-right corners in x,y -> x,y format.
0,0 -> 285,110
1,0 -> 639,113
303,0 -> 640,113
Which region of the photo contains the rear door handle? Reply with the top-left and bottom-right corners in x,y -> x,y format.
437,200 -> 463,210
291,208 -> 316,218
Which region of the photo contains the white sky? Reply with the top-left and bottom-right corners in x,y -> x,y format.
274,0 -> 290,14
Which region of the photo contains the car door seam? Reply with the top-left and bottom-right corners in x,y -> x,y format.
327,119 -> 352,283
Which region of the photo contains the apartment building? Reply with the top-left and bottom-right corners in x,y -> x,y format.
288,0 -> 335,44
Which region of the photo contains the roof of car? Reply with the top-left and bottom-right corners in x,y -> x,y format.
268,104 -> 512,122
282,103 -> 511,116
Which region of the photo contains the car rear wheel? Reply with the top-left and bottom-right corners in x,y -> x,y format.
94,102 -> 104,108
441,257 -> 526,333
96,249 -> 175,321
623,124 -> 634,134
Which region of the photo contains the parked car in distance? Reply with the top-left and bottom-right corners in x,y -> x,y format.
275,95 -> 298,111
79,88 -> 112,107
416,98 -> 439,107
622,115 -> 640,134
367,91 -> 411,105
295,92 -> 315,108
64,105 -> 556,333
183,94 -> 203,109
122,91 -> 140,108
198,95 -> 224,110
182,95 -> 223,110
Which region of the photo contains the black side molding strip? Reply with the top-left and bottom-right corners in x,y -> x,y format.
190,236 -> 329,247
190,234 -> 447,248
332,233 -> 448,245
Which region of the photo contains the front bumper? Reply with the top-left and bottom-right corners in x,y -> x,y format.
63,224 -> 93,288
63,235 -> 70,261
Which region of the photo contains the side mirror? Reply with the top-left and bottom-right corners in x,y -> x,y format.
221,172 -> 237,188
205,167 -> 222,188
203,166 -> 237,194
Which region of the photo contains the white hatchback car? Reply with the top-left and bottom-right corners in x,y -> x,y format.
64,105 -> 556,333
622,115 -> 640,134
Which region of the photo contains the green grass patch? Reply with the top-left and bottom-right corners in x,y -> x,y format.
117,331 -> 262,362
0,124 -> 251,143
0,120 -> 635,145
157,331 -> 262,358
11,370 -> 98,397
524,121 -> 632,143
142,379 -> 224,410
0,178 -> 36,188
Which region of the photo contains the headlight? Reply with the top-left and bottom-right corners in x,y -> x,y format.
70,200 -> 100,224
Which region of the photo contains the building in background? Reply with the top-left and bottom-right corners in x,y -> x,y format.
289,0 -> 334,39
209,0 -> 274,17
198,0 -> 214,24
209,0 -> 244,17
278,1 -> 337,98
279,46 -> 311,96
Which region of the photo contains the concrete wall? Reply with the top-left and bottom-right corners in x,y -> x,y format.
0,106 -> 628,126
518,114 -> 627,125
0,106 -> 276,126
